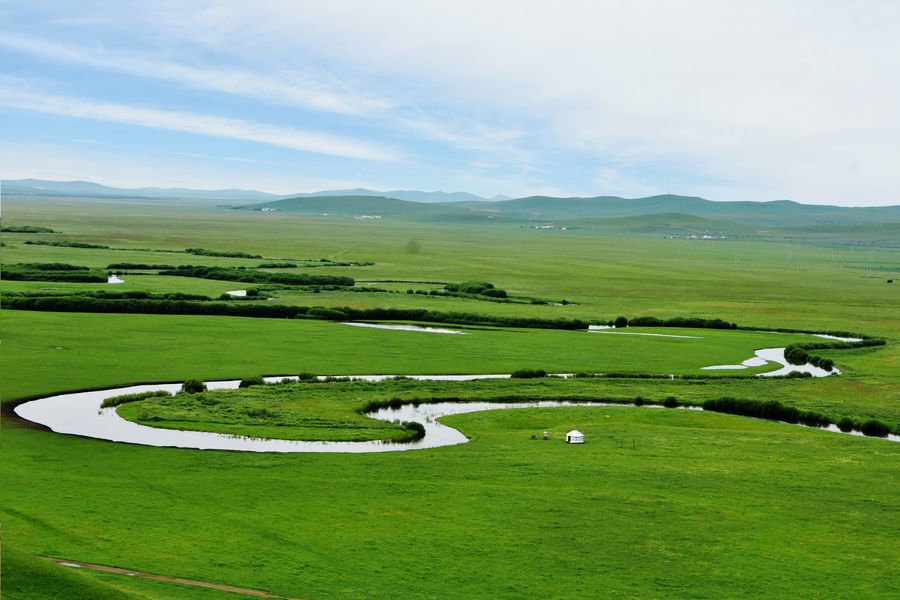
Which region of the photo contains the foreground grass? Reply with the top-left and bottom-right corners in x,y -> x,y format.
3,407 -> 898,599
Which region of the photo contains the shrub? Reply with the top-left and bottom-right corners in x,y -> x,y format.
836,417 -> 856,432
481,288 -> 508,298
629,316 -> 734,329
159,265 -> 354,287
663,396 -> 679,408
246,407 -> 275,419
239,376 -> 265,388
181,379 -> 207,394
859,419 -> 890,438
633,396 -> 645,406
24,240 -> 108,249
101,389 -> 172,408
614,316 -> 628,328
184,248 -> 262,258
1,225 -> 56,233
307,307 -> 349,321
106,263 -> 177,270
402,421 -> 426,439
511,369 -> 548,379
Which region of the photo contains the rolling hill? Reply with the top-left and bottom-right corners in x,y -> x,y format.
240,195 -> 470,217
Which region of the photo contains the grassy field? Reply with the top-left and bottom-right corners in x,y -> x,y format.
2,195 -> 898,598
3,406 -> 898,598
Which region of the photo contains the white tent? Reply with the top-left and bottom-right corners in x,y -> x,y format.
565,430 -> 584,444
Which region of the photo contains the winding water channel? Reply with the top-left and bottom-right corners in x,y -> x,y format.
14,325 -> 885,451
14,364 -> 897,452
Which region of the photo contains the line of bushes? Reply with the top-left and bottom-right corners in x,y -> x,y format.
2,263 -> 108,283
1,296 -> 589,330
159,266 -> 355,287
317,307 -> 589,330
703,396 -> 893,437
1,225 -> 56,233
257,260 -> 374,268
783,338 -> 886,372
619,316 -> 737,329
5,290 -> 214,301
24,240 -> 109,249
356,395 -> 643,414
511,369 -> 548,379
107,263 -> 178,270
702,397 -> 832,428
184,248 -> 262,258
101,389 -> 172,408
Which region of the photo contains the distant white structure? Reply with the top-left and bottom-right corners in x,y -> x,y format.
565,430 -> 584,444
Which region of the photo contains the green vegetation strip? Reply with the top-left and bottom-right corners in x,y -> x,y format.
3,296 -> 590,329
1,225 -> 57,233
159,265 -> 354,287
2,263 -> 108,283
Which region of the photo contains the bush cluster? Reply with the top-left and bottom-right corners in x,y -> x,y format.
510,369 -> 548,379
702,397 -> 832,428
5,295 -> 591,330
107,263 -> 177,270
181,379 -> 207,394
24,240 -> 108,249
2,263 -> 107,283
184,248 -> 262,258
239,376 -> 265,388
627,316 -> 736,329
100,389 -> 172,408
443,280 -> 509,299
1,225 -> 56,233
159,265 -> 354,287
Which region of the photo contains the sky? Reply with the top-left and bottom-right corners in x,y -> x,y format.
1,1 -> 899,205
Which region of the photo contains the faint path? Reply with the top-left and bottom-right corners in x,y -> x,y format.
43,557 -> 303,599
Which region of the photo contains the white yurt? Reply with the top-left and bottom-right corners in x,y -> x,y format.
565,430 -> 584,444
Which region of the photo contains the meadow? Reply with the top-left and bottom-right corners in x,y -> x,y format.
2,195 -> 898,598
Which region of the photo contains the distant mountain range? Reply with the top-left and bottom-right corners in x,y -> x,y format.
245,193 -> 900,227
5,178 -> 900,228
1,179 -> 503,203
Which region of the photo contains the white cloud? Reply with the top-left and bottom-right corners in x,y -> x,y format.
3,1 -> 900,203
0,30 -> 524,158
0,32 -> 391,116
0,82 -> 401,162
123,0 -> 900,204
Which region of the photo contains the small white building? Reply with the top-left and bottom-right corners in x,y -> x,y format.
565,430 -> 584,444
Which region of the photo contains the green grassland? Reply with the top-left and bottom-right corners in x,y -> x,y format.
3,407 -> 898,598
2,194 -> 899,599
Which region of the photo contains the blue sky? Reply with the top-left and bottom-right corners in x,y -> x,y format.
1,1 -> 898,205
